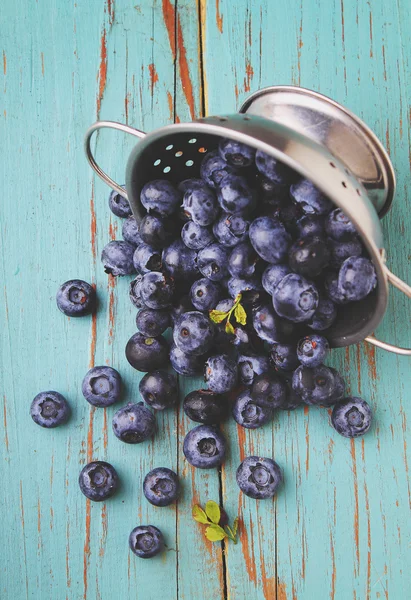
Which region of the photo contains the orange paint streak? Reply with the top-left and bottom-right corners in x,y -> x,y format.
385,121 -> 391,154
162,0 -> 176,59
382,45 -> 387,81
108,276 -> 116,344
99,504 -> 107,557
356,343 -> 362,394
236,424 -> 246,462
240,517 -> 257,583
234,84 -> 239,99
96,29 -> 107,117
216,0 -> 223,33
330,533 -> 336,599
148,63 -> 159,95
261,560 -> 275,599
66,522 -> 71,588
351,440 -> 360,571
3,51 -> 6,75
167,91 -> 173,120
177,17 -> 195,119
41,52 -> 44,75
107,0 -> 115,25
244,62 -> 254,92
3,396 -> 9,451
124,93 -> 130,123
90,189 -> 96,260
89,311 -> 97,369
369,12 -> 373,57
277,580 -> 288,600
83,500 -> 91,599
108,220 -> 117,240
364,343 -> 377,380
328,438 -> 335,463
301,527 -> 306,579
364,481 -> 371,598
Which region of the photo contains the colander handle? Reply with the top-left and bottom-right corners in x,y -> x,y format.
84,121 -> 146,199
365,266 -> 411,356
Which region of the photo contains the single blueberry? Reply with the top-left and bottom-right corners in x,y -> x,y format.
251,372 -> 287,409
227,275 -> 263,303
338,256 -> 377,301
139,370 -> 178,410
261,265 -> 291,295
296,215 -> 325,239
288,236 -> 330,278
183,389 -> 227,424
183,185 -> 219,226
133,243 -> 162,274
272,273 -> 319,323
101,241 -> 136,276
112,402 -> 155,443
292,365 -> 336,405
129,275 -> 146,309
178,178 -> 205,193
140,271 -> 174,309
252,304 -> 289,344
183,425 -> 226,469
79,461 -> 119,501
331,397 -> 372,438
228,242 -> 259,278
30,391 -> 70,428
238,353 -> 270,386
173,311 -> 215,356
323,270 -> 349,304
197,243 -> 230,281
140,179 -> 181,216
125,332 -> 169,372
233,389 -> 273,429
255,150 -> 298,184
290,179 -> 333,215
328,236 -> 363,267
181,221 -> 215,250
108,187 -> 132,218
170,344 -> 204,376
219,138 -> 256,167
255,171 -> 289,207
139,213 -> 178,249
236,456 -> 283,499
136,308 -> 170,337
200,149 -> 239,188
249,217 -> 291,263
82,366 -> 122,407
190,278 -> 222,312
143,468 -> 179,506
216,174 -> 256,215
56,280 -> 96,317
297,335 -> 329,367
129,525 -> 164,559
321,367 -> 346,407
308,296 -> 337,331
204,354 -> 238,394
213,213 -> 250,247
122,215 -> 142,246
325,208 -> 357,241
270,344 -> 300,372
162,240 -> 199,280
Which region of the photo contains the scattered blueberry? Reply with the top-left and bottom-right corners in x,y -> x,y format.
217,174 -> 255,215
292,365 -> 336,405
173,311 -> 215,356
249,217 -> 291,263
178,178 -> 206,193
183,389 -> 227,424
236,456 -> 283,499
183,425 -> 226,469
228,242 -> 259,278
181,221 -> 214,250
162,240 -> 198,280
213,213 -> 249,247
140,180 -> 181,216
308,296 -> 337,331
233,389 -> 273,429
133,243 -> 162,274
324,270 -> 349,304
338,256 -> 377,301
238,353 -> 270,386
122,215 -> 143,246
255,150 -> 297,184
272,273 -> 319,323
79,461 -> 119,501
331,397 -> 372,438
322,367 -> 346,407
251,372 -> 287,409
219,138 -> 256,167
108,187 -> 132,218
101,241 -> 136,276
139,370 -> 178,410
136,308 -> 170,337
297,335 -> 329,367
200,149 -> 238,188
56,280 -> 96,317
129,275 -> 146,309
270,344 -> 299,372
197,243 -> 230,281
139,213 -> 178,249
140,271 -> 174,309
288,236 -> 330,278
170,343 -> 204,376
290,179 -> 333,215
143,467 -> 179,506
261,264 -> 291,295
112,402 -> 155,443
30,391 -> 70,428
125,332 -> 169,372
82,366 -> 121,407
325,208 -> 357,241
205,354 -> 238,394
129,525 -> 164,559
183,185 -> 219,226
190,278 -> 222,312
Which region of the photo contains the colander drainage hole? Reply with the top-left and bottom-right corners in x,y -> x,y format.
198,147 -> 207,153
185,160 -> 194,167
341,181 -> 347,188
356,189 -> 361,196
188,138 -> 197,144
166,144 -> 173,150
175,151 -> 183,157
329,161 -> 336,168
163,166 -> 171,173
153,159 -> 161,166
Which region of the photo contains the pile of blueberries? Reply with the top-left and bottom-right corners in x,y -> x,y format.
31,138 -> 376,559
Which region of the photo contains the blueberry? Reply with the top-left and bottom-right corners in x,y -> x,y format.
215,298 -> 235,313
139,370 -> 178,410
178,178 -> 205,193
261,265 -> 291,295
236,456 -> 283,499
292,365 -> 336,405
296,215 -> 325,239
112,402 -> 155,443
308,296 -> 337,331
249,217 -> 291,263
170,294 -> 195,324
290,179 -> 333,215
251,372 -> 287,409
136,308 -> 170,337
139,213 -> 178,249
255,150 -> 297,184
183,389 -> 227,424
252,304 -> 288,344
183,185 -> 219,226
323,270 -> 349,304
238,353 -> 270,386
101,241 -> 136,276
270,344 -> 299,372
122,216 -> 143,246
79,461 -> 119,501
125,332 -> 169,372
108,187 -> 132,218
30,391 -> 70,428
129,525 -> 164,559
181,221 -> 214,250
183,425 -> 226,469
170,344 -> 204,376
321,367 -> 346,407
217,174 -> 255,215
56,280 -> 96,317
338,256 -> 377,301
173,311 -> 214,356
82,366 -> 122,407
190,278 -> 222,311
162,240 -> 198,280
325,208 -> 357,241
297,335 -> 329,367
140,179 -> 181,216
204,354 -> 238,393
288,236 -> 330,278
228,242 -> 259,278
219,138 -> 256,167
133,243 -> 162,274
143,468 -> 179,506
331,397 -> 372,438
200,149 -> 239,188
129,275 -> 146,309
328,237 -> 363,267
213,214 -> 250,247
272,273 -> 319,323
227,276 -> 263,303
197,243 -> 230,281
233,389 -> 273,429
140,271 -> 174,309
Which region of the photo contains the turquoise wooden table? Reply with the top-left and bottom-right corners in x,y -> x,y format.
2,1 -> 411,598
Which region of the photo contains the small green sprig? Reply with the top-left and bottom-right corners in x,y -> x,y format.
209,293 -> 247,335
192,500 -> 239,544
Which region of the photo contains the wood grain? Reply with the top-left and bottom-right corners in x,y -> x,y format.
1,0 -> 411,598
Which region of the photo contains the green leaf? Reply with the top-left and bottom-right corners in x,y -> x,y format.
192,504 -> 209,524
234,303 -> 247,326
233,293 -> 242,305
225,319 -> 235,335
209,309 -> 229,324
205,524 -> 227,542
205,500 -> 221,525
232,517 -> 239,537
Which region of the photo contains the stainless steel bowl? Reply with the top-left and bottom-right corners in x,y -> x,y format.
85,85 -> 411,355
